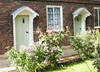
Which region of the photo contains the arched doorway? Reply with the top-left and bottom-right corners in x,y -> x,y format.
11,5 -> 39,50
72,7 -> 91,35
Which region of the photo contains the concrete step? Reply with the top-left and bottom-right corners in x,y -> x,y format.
62,45 -> 72,50
58,46 -> 79,63
0,60 -> 16,72
0,55 -> 9,60
0,60 -> 11,68
59,55 -> 79,63
61,48 -> 79,58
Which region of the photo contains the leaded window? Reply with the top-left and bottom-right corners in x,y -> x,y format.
94,8 -> 100,28
47,6 -> 63,31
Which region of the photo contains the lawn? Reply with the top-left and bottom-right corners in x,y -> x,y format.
45,60 -> 97,72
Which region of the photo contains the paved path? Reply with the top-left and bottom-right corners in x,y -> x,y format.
0,66 -> 16,72
0,60 -> 16,72
0,60 -> 11,68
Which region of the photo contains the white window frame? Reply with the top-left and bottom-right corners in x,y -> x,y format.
94,7 -> 100,29
46,5 -> 63,32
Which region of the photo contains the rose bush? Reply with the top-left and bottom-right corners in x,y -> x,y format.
6,29 -> 69,72
6,42 -> 48,72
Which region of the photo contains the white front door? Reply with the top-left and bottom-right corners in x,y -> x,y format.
15,15 -> 29,50
75,15 -> 82,35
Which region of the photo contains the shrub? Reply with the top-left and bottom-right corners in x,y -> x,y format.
6,43 -> 47,72
6,29 -> 68,72
39,31 -> 68,66
69,29 -> 100,72
70,29 -> 95,58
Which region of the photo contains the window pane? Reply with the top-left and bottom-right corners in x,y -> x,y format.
54,8 -> 61,30
95,9 -> 98,26
48,8 -> 54,30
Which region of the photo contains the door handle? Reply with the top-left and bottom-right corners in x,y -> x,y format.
26,31 -> 29,33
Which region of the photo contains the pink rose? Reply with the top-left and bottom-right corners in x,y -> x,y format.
52,47 -> 57,50
35,56 -> 39,58
28,53 -> 34,56
44,46 -> 48,50
35,41 -> 42,46
41,43 -> 47,47
19,45 -> 26,51
51,49 -> 53,52
26,47 -> 33,51
44,59 -> 47,64
47,50 -> 49,53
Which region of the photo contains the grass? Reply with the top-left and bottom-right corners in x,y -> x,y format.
45,60 -> 97,72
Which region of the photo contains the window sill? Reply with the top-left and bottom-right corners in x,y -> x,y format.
46,29 -> 64,33
94,27 -> 100,29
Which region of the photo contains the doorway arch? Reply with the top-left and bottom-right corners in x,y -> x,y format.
72,7 -> 91,35
11,5 -> 39,50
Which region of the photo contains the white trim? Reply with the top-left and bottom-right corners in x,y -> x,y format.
46,5 -> 63,32
73,17 -> 75,36
13,18 -> 16,50
46,5 -> 62,8
94,7 -> 100,9
72,7 -> 91,18
11,6 -> 39,19
11,6 -> 39,50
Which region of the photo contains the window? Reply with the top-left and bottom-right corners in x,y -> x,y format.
46,5 -> 63,31
94,8 -> 100,28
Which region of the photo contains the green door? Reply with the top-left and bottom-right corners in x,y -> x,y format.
75,15 -> 81,35
15,15 -> 29,50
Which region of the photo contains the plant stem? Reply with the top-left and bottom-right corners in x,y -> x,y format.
85,61 -> 92,72
79,54 -> 92,72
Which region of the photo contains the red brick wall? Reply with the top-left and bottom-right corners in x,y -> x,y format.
0,0 -> 99,54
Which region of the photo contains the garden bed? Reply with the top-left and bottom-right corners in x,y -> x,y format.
5,59 -> 97,72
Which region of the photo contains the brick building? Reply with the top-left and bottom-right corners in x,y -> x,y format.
0,0 -> 100,54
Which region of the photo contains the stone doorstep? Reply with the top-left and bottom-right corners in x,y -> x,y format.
0,60 -> 11,68
60,55 -> 79,60
60,48 -> 79,58
58,55 -> 79,63
0,55 -> 9,60
62,45 -> 72,50
0,60 -> 13,72
0,66 -> 16,72
0,60 -> 20,72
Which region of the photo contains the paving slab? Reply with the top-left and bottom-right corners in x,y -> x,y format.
60,49 -> 78,58
0,60 -> 11,68
0,66 -> 16,72
0,60 -> 16,72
